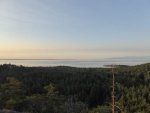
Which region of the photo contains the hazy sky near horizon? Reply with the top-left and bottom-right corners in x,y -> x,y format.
0,0 -> 150,59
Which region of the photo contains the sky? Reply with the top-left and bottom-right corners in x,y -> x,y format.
0,0 -> 150,59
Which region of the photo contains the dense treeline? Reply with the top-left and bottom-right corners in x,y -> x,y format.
0,63 -> 150,113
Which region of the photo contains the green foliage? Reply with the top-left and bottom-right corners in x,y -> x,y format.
89,106 -> 111,113
44,83 -> 56,96
0,63 -> 150,112
0,77 -> 25,111
60,97 -> 88,113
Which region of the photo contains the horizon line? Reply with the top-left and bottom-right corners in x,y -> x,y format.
0,59 -> 78,60
0,56 -> 150,60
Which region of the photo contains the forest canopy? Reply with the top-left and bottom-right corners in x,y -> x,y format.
0,63 -> 150,113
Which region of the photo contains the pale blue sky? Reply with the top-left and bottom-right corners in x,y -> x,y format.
0,0 -> 150,59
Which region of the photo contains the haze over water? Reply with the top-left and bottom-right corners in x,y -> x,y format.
0,57 -> 150,67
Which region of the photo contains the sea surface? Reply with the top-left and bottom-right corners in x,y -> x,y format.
0,57 -> 150,67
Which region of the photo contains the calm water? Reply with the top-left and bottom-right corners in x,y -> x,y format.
0,58 -> 150,67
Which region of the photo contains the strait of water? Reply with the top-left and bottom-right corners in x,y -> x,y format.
0,58 -> 150,67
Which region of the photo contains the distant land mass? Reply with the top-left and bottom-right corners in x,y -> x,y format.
109,56 -> 150,59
